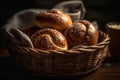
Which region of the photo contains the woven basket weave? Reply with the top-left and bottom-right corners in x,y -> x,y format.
8,31 -> 110,76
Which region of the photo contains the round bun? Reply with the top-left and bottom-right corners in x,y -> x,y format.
64,20 -> 99,48
21,26 -> 40,37
31,28 -> 68,50
35,9 -> 72,31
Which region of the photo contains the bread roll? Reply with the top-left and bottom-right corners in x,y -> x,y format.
31,28 -> 68,50
64,20 -> 99,48
35,9 -> 72,31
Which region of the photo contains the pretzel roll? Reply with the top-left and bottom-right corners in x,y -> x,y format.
31,28 -> 68,50
64,20 -> 99,48
35,9 -> 72,31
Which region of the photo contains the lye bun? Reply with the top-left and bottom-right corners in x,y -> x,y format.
31,28 -> 68,50
64,20 -> 99,48
35,9 -> 72,31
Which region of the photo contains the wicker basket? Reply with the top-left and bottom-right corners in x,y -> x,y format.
8,31 -> 110,77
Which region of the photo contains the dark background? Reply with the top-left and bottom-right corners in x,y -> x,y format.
0,0 -> 120,27
0,0 -> 120,49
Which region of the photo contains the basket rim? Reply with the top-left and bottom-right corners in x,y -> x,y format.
12,31 -> 110,55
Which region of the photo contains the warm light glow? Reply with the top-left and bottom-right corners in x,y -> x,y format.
108,24 -> 120,30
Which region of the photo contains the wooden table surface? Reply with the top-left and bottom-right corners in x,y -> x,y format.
0,49 -> 120,80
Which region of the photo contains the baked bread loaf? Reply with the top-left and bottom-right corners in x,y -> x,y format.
64,20 -> 99,48
35,9 -> 72,31
31,28 -> 68,50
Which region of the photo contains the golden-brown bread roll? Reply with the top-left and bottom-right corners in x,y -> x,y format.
64,20 -> 99,48
20,26 -> 40,37
31,28 -> 68,50
35,9 -> 72,31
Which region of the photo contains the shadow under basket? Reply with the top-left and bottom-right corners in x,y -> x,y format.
9,31 -> 110,77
